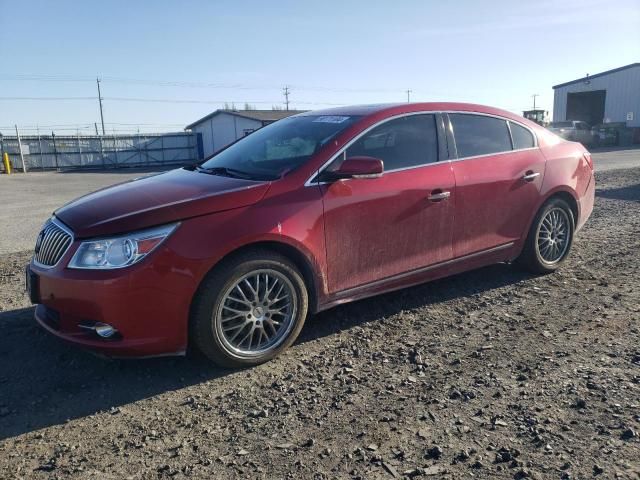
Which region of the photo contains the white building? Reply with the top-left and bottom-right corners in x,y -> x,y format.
185,109 -> 303,159
553,63 -> 640,127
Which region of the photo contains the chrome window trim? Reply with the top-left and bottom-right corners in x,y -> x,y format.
506,119 -> 515,149
304,111 -> 439,187
32,217 -> 75,269
443,110 -> 538,148
304,110 -> 539,187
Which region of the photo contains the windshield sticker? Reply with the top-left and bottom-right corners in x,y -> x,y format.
312,116 -> 350,124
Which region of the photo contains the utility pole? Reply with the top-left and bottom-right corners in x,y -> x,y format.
283,86 -> 290,111
97,77 -> 106,135
406,89 -> 412,103
532,94 -> 539,110
15,125 -> 27,173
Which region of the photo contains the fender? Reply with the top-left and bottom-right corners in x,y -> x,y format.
512,185 -> 581,260
213,232 -> 327,305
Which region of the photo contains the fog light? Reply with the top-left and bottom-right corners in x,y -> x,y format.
94,323 -> 117,338
78,322 -> 119,339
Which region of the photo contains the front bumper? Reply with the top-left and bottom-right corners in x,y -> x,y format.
28,241 -> 198,358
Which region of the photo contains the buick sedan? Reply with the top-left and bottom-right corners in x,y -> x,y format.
26,103 -> 595,367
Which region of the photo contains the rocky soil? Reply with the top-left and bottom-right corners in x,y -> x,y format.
0,168 -> 638,479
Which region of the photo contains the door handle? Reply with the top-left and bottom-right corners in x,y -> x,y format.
522,171 -> 540,182
428,190 -> 451,202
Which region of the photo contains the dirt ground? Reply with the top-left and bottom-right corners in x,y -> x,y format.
0,168 -> 639,479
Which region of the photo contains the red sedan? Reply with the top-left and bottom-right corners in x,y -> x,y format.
26,103 -> 595,367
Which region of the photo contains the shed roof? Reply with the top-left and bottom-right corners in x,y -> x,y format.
186,109 -> 305,130
552,63 -> 640,89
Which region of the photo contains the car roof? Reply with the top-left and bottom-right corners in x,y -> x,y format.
297,102 -> 537,128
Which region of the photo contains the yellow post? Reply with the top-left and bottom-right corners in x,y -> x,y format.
2,152 -> 11,175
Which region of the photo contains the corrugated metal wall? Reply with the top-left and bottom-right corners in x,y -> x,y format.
553,65 -> 640,127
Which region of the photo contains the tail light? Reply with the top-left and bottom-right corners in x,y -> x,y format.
583,152 -> 593,170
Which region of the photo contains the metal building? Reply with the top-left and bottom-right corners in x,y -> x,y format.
552,63 -> 640,127
185,109 -> 303,159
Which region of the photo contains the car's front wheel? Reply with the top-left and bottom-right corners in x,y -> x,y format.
190,250 -> 308,367
517,197 -> 575,274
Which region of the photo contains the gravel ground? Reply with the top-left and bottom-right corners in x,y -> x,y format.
0,168 -> 639,479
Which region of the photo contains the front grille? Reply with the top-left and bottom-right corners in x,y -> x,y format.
34,219 -> 73,267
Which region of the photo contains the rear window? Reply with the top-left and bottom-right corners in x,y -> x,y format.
509,122 -> 535,149
450,114 -> 512,158
550,121 -> 573,128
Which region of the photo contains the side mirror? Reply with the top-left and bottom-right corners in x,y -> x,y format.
323,156 -> 384,181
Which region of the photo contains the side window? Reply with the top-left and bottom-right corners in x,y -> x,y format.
344,114 -> 438,171
509,122 -> 535,149
450,114 -> 512,158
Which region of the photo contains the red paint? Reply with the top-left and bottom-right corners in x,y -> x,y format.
451,148 -> 547,257
29,103 -> 595,358
321,162 -> 455,292
332,156 -> 384,177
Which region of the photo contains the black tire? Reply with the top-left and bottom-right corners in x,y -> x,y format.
517,197 -> 575,274
190,249 -> 308,368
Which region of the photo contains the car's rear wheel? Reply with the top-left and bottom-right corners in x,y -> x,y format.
517,197 -> 575,274
190,250 -> 308,367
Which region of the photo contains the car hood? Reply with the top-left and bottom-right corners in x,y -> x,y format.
55,168 -> 271,238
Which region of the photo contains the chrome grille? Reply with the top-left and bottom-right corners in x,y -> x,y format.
34,219 -> 73,267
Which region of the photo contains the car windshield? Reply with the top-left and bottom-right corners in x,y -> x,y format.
550,122 -> 573,128
199,115 -> 361,180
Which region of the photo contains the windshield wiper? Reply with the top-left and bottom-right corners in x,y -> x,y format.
195,166 -> 255,179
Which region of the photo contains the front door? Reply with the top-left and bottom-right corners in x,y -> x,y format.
319,114 -> 455,293
447,113 -> 545,257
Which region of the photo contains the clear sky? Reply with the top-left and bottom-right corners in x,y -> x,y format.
1,0 -> 638,134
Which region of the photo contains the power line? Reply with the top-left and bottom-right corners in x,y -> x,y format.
0,74 -> 422,94
0,96 -> 95,100
0,95 -> 344,106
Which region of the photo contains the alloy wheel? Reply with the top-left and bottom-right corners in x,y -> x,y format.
215,269 -> 297,357
536,207 -> 571,264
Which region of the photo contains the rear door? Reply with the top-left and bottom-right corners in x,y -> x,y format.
319,113 -> 455,293
447,113 -> 545,257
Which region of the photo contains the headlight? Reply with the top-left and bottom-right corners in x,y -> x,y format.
68,223 -> 178,269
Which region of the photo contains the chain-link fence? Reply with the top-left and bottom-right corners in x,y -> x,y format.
0,132 -> 202,171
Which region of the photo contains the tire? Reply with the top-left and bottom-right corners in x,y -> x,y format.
517,197 -> 575,274
190,249 -> 308,368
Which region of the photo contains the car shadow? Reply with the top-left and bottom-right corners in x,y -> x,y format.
0,263 -> 532,440
596,183 -> 640,202
303,263 -> 531,344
